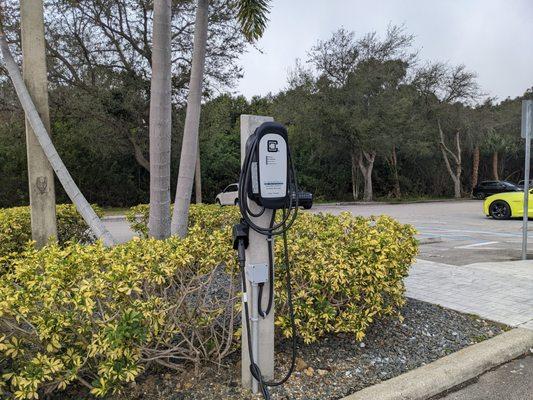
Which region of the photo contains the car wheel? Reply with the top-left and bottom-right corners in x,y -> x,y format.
215,199 -> 221,206
489,200 -> 511,220
234,198 -> 239,206
303,203 -> 312,210
474,192 -> 485,200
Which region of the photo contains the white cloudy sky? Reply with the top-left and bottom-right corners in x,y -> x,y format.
236,0 -> 533,101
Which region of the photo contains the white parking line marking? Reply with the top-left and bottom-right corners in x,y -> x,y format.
454,241 -> 499,249
420,226 -> 522,237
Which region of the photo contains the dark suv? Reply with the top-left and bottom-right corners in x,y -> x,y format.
473,180 -> 520,199
517,180 -> 533,189
289,190 -> 313,209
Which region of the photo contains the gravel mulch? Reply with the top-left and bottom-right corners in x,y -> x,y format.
115,298 -> 506,400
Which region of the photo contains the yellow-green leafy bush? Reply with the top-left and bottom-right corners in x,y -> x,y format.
0,226 -> 237,399
127,205 -> 418,344
1,204 -> 417,398
275,212 -> 418,344
126,203 -> 240,238
125,204 -> 150,238
0,205 -> 103,257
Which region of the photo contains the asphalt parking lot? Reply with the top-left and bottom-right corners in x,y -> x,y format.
436,354 -> 533,400
314,200 -> 532,266
104,200 -> 533,266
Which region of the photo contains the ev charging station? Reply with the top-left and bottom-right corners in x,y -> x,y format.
233,115 -> 299,399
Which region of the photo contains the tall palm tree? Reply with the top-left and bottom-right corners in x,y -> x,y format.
171,0 -> 270,237
171,0 -> 209,237
20,0 -> 57,248
0,30 -> 115,247
148,0 -> 172,239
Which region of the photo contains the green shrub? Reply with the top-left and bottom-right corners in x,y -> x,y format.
0,204 -> 418,398
0,204 -> 103,257
275,212 -> 418,343
0,227 -> 237,399
127,204 -> 418,344
125,204 -> 149,238
126,203 -> 240,238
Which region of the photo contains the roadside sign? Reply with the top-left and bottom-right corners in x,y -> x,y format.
521,100 -> 532,139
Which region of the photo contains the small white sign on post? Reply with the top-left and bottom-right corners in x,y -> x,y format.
521,100 -> 533,260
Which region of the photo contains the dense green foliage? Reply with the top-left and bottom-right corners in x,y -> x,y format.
2,77 -> 530,207
0,204 -> 417,398
0,204 -> 102,258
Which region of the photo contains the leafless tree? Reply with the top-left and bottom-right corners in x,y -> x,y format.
415,62 -> 481,198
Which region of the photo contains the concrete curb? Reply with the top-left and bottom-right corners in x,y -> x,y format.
341,328 -> 533,400
103,215 -> 127,221
317,199 -> 478,207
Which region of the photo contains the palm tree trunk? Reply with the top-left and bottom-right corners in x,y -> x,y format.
0,31 -> 115,246
171,0 -> 208,237
195,146 -> 202,203
492,151 -> 499,180
20,0 -> 57,248
148,0 -> 172,239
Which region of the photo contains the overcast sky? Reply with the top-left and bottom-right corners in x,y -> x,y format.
236,0 -> 533,101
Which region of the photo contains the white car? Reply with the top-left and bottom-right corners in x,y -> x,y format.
215,183 -> 239,206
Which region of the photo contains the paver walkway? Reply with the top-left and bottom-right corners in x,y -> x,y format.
406,259 -> 533,330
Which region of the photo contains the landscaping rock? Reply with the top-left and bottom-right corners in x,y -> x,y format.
72,298 -> 506,400
295,357 -> 308,372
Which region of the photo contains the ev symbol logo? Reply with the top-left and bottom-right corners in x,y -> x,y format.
267,140 -> 279,152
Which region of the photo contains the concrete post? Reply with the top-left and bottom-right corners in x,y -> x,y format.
240,114 -> 275,392
20,0 -> 57,247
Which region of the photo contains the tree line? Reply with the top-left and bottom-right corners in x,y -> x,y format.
1,6 -> 531,213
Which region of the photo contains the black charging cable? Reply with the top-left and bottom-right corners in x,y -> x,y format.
234,218 -> 297,400
258,212 -> 275,318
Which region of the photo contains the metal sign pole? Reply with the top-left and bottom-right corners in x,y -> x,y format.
522,136 -> 530,260
521,100 -> 533,260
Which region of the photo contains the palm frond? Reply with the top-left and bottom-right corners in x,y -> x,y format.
236,0 -> 270,42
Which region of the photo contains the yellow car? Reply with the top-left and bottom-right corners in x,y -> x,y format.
484,190 -> 533,219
